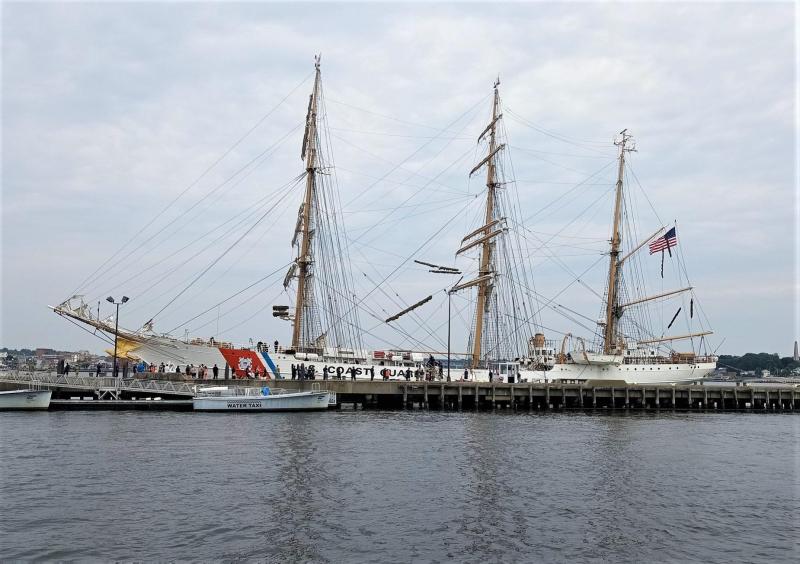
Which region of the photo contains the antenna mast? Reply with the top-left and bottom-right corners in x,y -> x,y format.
470,79 -> 502,369
292,55 -> 322,351
603,129 -> 634,354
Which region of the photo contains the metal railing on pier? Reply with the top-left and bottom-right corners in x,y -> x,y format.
0,371 -> 197,397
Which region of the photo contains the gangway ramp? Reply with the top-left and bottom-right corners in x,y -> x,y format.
0,372 -> 197,398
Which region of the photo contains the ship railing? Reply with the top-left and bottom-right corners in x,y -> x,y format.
125,379 -> 196,395
693,355 -> 718,364
311,382 -> 337,405
621,355 -> 717,366
194,386 -> 295,398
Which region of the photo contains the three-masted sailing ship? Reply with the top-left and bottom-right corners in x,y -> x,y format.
54,59 -> 717,383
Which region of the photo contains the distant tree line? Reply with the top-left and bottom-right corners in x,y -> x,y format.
718,353 -> 800,375
0,347 -> 37,357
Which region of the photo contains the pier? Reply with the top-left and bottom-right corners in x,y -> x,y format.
1,371 -> 798,412
283,379 -> 800,411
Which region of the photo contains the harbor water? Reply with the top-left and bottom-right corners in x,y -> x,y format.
1,410 -> 797,562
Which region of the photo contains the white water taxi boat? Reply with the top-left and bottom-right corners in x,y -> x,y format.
0,389 -> 52,410
192,385 -> 333,412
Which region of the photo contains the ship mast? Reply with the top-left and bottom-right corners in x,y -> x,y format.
470,80 -> 502,369
603,129 -> 634,354
292,56 -> 322,351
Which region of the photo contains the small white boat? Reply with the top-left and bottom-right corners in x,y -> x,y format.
0,389 -> 52,410
192,385 -> 333,412
571,350 -> 623,366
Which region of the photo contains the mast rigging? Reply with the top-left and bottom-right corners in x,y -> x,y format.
292,56 -> 322,351
602,129 -> 635,354
469,79 -> 502,369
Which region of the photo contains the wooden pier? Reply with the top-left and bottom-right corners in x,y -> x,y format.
283,380 -> 800,411
1,372 -> 798,412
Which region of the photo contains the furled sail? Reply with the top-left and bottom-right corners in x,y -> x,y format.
291,204 -> 305,248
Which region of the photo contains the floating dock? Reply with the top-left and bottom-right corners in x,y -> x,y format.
1,372 -> 797,412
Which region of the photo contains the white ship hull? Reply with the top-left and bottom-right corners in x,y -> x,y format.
193,390 -> 331,411
449,362 -> 715,385
112,332 -> 714,385
0,389 -> 52,410
540,361 -> 717,384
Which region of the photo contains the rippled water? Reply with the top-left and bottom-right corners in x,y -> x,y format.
1,410 -> 798,562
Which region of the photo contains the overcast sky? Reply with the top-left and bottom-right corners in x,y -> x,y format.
1,2 -> 796,356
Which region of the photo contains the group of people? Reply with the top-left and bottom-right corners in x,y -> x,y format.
87,359 -> 283,380
255,340 -> 281,354
129,362 -> 224,379
182,364 -> 217,379
290,363 -> 316,380
236,365 -> 275,379
377,366 -> 444,382
80,353 -> 514,383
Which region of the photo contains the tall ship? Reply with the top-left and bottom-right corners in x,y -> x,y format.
54,58 -> 717,384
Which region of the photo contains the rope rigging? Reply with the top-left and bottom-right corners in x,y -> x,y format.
55,62 -> 717,367
69,72 -> 314,299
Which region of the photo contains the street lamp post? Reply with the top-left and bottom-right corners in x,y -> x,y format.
447,289 -> 452,381
446,277 -> 462,381
106,296 -> 129,377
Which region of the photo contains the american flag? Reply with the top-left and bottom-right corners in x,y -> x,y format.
649,227 -> 678,254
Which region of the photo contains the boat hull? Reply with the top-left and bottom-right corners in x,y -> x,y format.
0,389 -> 52,410
193,391 -> 330,411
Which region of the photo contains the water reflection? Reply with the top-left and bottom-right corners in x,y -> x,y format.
1,411 -> 796,562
